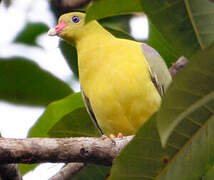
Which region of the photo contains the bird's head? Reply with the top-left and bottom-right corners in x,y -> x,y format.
48,12 -> 86,43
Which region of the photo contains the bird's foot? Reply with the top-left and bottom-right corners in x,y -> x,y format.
101,134 -> 108,140
117,132 -> 123,138
101,132 -> 123,139
101,134 -> 116,145
109,134 -> 115,139
101,133 -> 123,145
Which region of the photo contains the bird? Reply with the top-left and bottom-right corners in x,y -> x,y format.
48,12 -> 172,137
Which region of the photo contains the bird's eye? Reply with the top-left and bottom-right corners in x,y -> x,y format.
71,16 -> 80,23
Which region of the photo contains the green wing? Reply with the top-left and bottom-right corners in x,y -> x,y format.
141,43 -> 172,96
81,90 -> 103,135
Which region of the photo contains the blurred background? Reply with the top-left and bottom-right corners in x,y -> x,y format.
0,0 -> 148,179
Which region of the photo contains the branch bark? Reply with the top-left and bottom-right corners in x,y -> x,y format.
0,164 -> 22,180
169,56 -> 188,77
49,163 -> 86,180
51,0 -> 91,11
0,136 -> 133,165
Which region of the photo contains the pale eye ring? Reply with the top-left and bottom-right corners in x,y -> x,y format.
72,16 -> 80,23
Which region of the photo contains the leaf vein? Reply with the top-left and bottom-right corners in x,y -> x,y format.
184,0 -> 204,49
185,116 -> 202,127
152,0 -> 183,15
173,129 -> 191,139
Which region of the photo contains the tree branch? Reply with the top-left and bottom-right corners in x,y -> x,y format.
169,56 -> 188,77
0,164 -> 22,180
0,136 -> 133,165
51,0 -> 91,11
49,163 -> 86,180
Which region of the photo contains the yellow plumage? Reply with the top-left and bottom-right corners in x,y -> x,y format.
48,12 -> 171,136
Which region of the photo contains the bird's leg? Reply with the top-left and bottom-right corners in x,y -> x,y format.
117,132 -> 123,138
100,133 -> 123,145
101,133 -> 123,139
109,134 -> 115,139
101,134 -> 108,139
101,134 -> 116,145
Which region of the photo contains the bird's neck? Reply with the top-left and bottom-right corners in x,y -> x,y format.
74,22 -> 114,91
75,21 -> 114,51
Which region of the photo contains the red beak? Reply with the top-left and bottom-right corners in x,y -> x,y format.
54,21 -> 67,34
48,21 -> 67,36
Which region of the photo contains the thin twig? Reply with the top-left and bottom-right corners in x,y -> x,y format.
169,56 -> 189,77
49,163 -> 86,180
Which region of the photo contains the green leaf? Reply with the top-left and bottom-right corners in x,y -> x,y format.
48,107 -> 99,137
157,44 -> 214,146
85,0 -> 143,23
139,0 -> 198,57
99,15 -> 133,40
0,57 -> 71,106
86,0 -> 214,58
74,164 -> 110,180
203,167 -> 214,180
29,93 -> 83,137
144,0 -> 214,56
14,23 -> 49,47
184,0 -> 214,49
143,0 -> 214,57
19,164 -> 38,175
99,15 -> 131,33
147,22 -> 180,67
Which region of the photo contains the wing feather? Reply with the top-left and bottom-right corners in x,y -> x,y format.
141,43 -> 172,96
81,90 -> 103,135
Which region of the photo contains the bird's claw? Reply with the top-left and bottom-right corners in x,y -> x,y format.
101,133 -> 123,145
101,134 -> 108,140
101,134 -> 116,145
117,132 -> 123,138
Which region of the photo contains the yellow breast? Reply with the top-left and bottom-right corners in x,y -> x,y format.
77,37 -> 161,135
